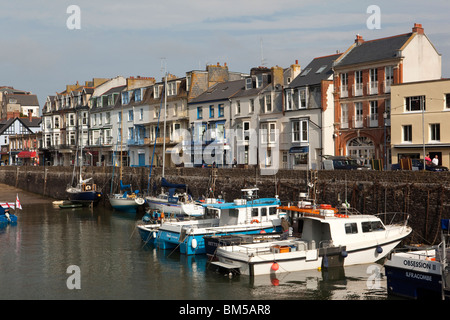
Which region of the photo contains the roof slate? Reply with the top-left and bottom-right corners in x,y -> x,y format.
335,33 -> 413,67
288,53 -> 342,88
189,79 -> 245,104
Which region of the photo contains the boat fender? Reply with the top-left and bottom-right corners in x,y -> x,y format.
376,246 -> 383,254
341,250 -> 348,258
322,255 -> 329,268
251,219 -> 260,224
153,232 -> 157,239
191,238 -> 197,249
271,262 -> 279,271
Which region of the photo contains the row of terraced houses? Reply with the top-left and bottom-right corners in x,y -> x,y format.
8,23 -> 450,170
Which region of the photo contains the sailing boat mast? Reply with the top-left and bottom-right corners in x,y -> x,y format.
162,69 -> 167,178
120,104 -> 123,184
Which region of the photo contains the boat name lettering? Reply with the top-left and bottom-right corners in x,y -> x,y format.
403,259 -> 432,270
405,272 -> 432,282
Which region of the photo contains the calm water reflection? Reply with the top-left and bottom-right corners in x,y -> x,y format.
0,186 -> 388,300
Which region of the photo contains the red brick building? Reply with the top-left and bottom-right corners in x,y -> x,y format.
332,23 -> 441,169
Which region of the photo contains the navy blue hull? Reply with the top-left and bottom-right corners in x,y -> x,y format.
0,214 -> 18,225
385,265 -> 443,299
68,191 -> 102,206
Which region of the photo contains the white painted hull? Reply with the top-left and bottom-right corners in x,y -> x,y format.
109,194 -> 144,212
146,196 -> 204,217
215,225 -> 412,276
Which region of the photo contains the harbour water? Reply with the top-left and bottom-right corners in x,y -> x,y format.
0,184 -> 391,302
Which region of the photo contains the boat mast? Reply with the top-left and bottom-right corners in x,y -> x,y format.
162,68 -> 167,178
120,104 -> 123,184
79,111 -> 83,183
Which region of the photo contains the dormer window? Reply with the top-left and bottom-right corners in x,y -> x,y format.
256,74 -> 263,88
245,78 -> 253,90
122,92 -> 129,105
168,82 -> 177,96
134,88 -> 142,102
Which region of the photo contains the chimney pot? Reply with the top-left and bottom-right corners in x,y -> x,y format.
355,34 -> 364,45
413,23 -> 424,34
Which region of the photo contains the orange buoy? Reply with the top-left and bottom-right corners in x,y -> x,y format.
271,262 -> 279,271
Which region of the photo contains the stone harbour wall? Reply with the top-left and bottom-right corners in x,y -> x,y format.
1,165 -> 450,245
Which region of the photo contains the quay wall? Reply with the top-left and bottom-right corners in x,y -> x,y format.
1,165 -> 450,245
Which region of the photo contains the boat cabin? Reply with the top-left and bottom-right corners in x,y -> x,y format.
203,188 -> 281,226
81,182 -> 97,192
281,205 -> 387,248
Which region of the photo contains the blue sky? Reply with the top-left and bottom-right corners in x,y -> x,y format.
1,0 -> 449,111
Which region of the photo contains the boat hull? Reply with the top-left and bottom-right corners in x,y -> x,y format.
157,223 -> 281,255
0,214 -> 17,225
109,196 -> 142,213
146,197 -> 204,217
137,224 -> 160,246
384,250 -> 444,299
67,190 -> 102,206
215,230 -> 411,276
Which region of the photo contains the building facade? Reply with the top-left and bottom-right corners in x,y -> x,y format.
332,23 -> 441,169
283,55 -> 338,170
391,78 -> 450,168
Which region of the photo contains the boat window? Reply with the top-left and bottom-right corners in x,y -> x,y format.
371,221 -> 385,231
261,208 -> 267,217
269,207 -> 277,216
361,221 -> 385,233
345,223 -> 358,234
252,208 -> 259,217
229,209 -> 239,218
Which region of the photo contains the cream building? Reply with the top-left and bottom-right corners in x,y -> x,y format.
391,78 -> 450,168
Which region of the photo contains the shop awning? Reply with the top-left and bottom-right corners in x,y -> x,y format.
17,151 -> 37,158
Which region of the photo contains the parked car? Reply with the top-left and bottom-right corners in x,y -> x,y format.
392,159 -> 449,172
322,156 -> 370,170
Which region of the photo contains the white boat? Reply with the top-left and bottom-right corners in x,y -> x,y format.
109,192 -> 145,213
384,218 -> 450,300
212,202 -> 412,276
146,188 -> 204,217
108,107 -> 144,213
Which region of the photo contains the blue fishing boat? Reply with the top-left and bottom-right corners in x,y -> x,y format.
0,194 -> 21,226
138,188 -> 283,255
0,206 -> 18,225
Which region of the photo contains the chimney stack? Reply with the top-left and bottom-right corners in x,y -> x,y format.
412,23 -> 424,35
355,34 -> 364,45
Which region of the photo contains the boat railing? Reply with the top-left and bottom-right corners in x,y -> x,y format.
337,206 -> 362,216
374,212 -> 410,227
